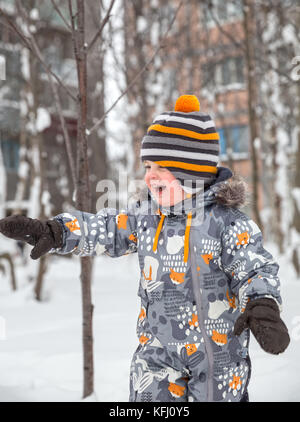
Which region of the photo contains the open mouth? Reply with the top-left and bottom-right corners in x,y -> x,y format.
151,184 -> 166,195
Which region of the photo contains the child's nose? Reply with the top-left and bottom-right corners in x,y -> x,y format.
148,168 -> 159,180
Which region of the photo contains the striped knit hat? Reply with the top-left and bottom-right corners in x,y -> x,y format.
140,95 -> 220,192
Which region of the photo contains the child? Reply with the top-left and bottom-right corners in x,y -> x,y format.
0,95 -> 290,402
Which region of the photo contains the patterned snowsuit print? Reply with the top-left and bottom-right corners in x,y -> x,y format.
50,167 -> 282,402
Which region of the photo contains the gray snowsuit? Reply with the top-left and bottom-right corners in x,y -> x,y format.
50,167 -> 282,402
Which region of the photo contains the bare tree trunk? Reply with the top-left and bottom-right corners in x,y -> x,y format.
27,36 -> 50,301
269,123 -> 285,254
86,2 -> 108,212
0,139 -> 7,219
243,0 -> 263,231
34,255 -> 48,300
0,253 -> 17,291
13,51 -> 31,217
70,0 -> 94,398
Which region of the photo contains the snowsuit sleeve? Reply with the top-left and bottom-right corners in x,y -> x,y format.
49,206 -> 138,258
220,210 -> 282,312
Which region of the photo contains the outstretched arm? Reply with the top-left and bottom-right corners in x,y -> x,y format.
0,205 -> 138,260
51,207 -> 138,257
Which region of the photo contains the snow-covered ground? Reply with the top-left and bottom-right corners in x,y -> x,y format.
0,238 -> 299,402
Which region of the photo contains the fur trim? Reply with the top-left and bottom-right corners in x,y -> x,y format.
214,176 -> 249,208
129,186 -> 149,204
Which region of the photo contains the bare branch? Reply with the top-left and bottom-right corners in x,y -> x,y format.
87,0 -> 116,54
204,1 -> 245,51
68,0 -> 80,78
46,72 -> 77,190
0,7 -> 34,52
87,0 -> 184,136
68,0 -> 76,32
50,0 -> 72,31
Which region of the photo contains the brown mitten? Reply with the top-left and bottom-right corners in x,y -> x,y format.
0,215 -> 63,260
234,298 -> 290,355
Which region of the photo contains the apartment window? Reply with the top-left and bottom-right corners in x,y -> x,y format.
222,60 -> 231,85
0,138 -> 19,172
235,56 -> 245,83
202,56 -> 245,88
218,125 -> 249,157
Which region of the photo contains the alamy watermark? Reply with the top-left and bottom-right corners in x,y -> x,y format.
291,56 -> 300,82
0,55 -> 6,81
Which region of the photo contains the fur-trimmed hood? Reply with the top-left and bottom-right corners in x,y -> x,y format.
209,167 -> 249,209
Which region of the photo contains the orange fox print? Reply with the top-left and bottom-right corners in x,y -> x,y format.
188,313 -> 199,327
129,233 -> 137,243
139,335 -> 150,346
211,330 -> 228,346
116,213 -> 128,230
142,266 -> 152,281
169,268 -> 185,285
236,231 -> 250,247
229,375 -> 241,390
138,307 -> 146,323
65,218 -> 80,234
226,290 -> 236,309
168,382 -> 186,398
185,344 -> 197,356
201,253 -> 213,265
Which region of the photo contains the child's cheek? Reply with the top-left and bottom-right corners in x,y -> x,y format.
144,173 -> 151,189
161,171 -> 176,184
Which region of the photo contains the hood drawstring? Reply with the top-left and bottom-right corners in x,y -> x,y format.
153,214 -> 165,253
152,211 -> 193,264
184,212 -> 192,263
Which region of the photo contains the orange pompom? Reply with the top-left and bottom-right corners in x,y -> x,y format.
174,95 -> 200,113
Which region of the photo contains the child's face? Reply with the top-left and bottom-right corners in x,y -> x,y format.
143,161 -> 185,207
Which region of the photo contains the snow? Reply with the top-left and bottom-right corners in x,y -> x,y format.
292,188 -> 300,213
29,9 -> 39,21
0,249 -> 139,402
253,137 -> 261,151
0,54 -> 6,81
0,239 -> 299,402
282,24 -> 297,45
27,172 -> 41,218
41,191 -> 52,218
36,107 -> 51,133
20,47 -> 30,81
137,16 -> 147,33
